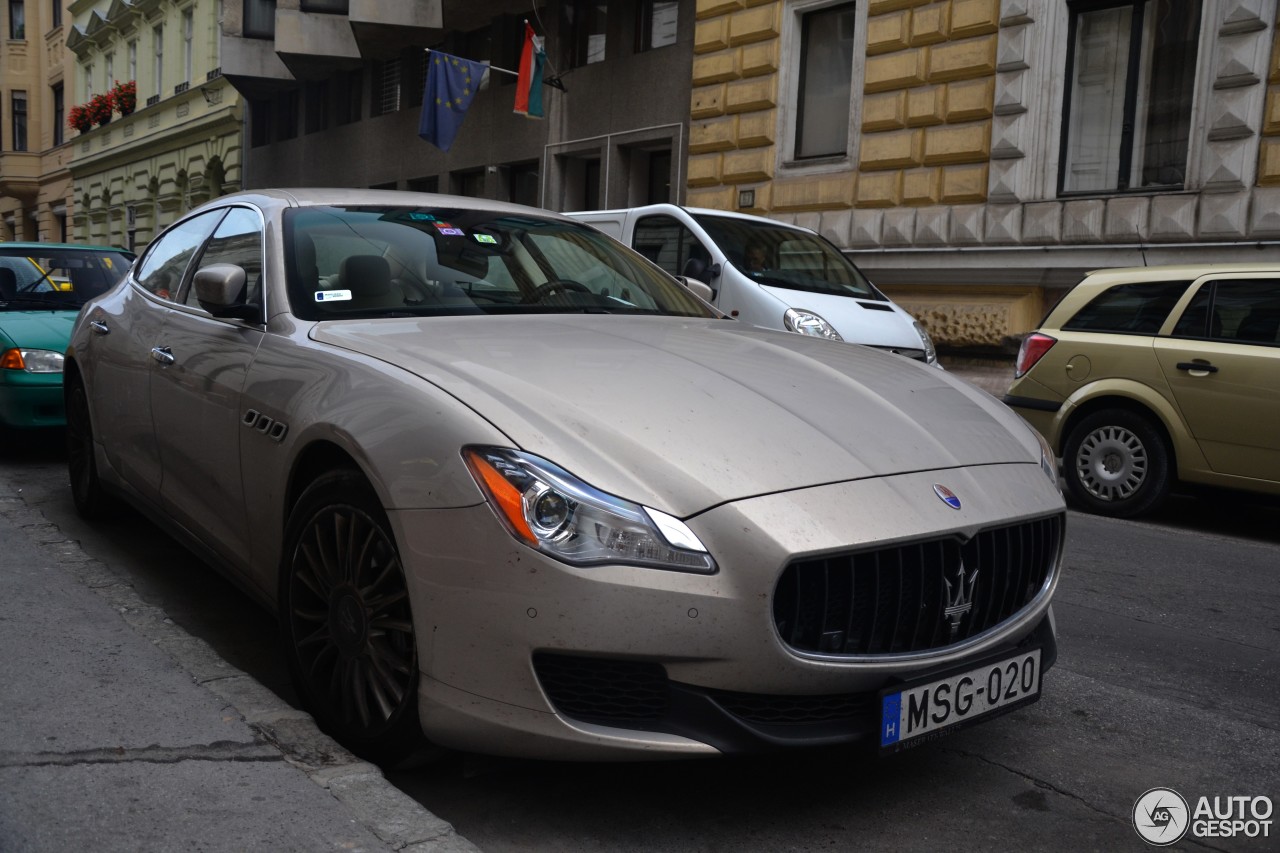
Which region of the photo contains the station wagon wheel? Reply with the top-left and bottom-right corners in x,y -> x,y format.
280,470 -> 429,765
65,375 -> 109,519
1063,408 -> 1172,519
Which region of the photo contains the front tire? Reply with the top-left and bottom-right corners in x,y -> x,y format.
65,375 -> 109,519
279,469 -> 428,765
1063,408 -> 1172,518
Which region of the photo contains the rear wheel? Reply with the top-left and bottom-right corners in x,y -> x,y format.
1063,408 -> 1172,518
279,469 -> 429,765
65,376 -> 109,519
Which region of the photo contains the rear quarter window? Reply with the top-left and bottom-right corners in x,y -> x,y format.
1061,281 -> 1191,334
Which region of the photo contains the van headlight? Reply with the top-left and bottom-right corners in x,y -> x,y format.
913,320 -> 937,364
463,447 -> 716,574
783,308 -> 843,341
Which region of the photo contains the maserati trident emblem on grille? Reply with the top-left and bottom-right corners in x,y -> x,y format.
933,483 -> 962,509
943,560 -> 978,641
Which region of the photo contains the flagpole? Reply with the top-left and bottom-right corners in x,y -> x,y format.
424,47 -> 566,91
424,48 -> 518,78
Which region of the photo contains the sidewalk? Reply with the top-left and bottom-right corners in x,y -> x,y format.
0,487 -> 478,853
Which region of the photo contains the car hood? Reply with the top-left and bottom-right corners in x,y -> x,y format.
758,284 -> 921,349
0,310 -> 77,350
312,315 -> 1038,516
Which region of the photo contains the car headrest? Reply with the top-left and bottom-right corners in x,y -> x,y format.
0,267 -> 16,300
339,255 -> 392,298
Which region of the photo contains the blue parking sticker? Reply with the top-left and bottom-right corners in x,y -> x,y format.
881,693 -> 902,747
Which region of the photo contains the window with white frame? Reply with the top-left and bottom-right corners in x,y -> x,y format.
128,40 -> 137,81
85,63 -> 94,100
105,51 -> 114,88
1059,0 -> 1203,194
182,9 -> 193,85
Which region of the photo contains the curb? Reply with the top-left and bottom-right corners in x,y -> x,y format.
0,485 -> 480,853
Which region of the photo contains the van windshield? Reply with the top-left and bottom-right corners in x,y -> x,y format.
692,213 -> 881,300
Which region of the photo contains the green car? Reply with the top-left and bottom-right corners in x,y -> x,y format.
0,242 -> 135,429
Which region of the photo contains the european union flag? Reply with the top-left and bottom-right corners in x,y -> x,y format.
419,51 -> 489,152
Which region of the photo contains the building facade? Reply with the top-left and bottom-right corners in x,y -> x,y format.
1,0 -> 76,243
65,0 -> 242,250
687,0 -> 1280,350
221,0 -> 691,213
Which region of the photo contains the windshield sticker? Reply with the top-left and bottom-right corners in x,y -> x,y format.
315,289 -> 353,302
437,227 -> 466,236
474,234 -> 498,244
408,212 -> 437,222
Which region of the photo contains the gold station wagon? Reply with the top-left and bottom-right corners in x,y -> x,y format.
1005,265 -> 1280,518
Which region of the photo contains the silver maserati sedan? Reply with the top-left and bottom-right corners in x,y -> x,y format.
65,189 -> 1064,764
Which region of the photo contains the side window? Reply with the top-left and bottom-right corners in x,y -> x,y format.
134,210 -> 226,301
1171,286 -> 1212,338
632,215 -> 706,278
1210,281 -> 1280,345
185,208 -> 264,308
1061,281 -> 1190,334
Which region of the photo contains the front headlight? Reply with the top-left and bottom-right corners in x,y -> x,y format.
783,308 -> 843,341
1032,428 -> 1059,488
913,320 -> 937,364
463,447 -> 716,574
0,348 -> 65,374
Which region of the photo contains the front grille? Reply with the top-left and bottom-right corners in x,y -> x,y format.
533,653 -> 668,723
774,514 -> 1062,656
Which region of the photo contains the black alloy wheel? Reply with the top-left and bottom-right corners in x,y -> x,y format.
65,376 -> 109,519
280,470 -> 428,764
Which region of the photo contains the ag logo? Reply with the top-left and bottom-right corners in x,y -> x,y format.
1133,787 -> 1190,845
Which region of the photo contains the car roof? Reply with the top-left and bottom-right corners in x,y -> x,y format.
0,242 -> 133,254
1082,263 -> 1280,286
205,188 -> 574,221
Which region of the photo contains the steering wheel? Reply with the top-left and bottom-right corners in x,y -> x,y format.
521,279 -> 590,303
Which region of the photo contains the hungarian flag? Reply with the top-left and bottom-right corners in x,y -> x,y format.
513,21 -> 545,119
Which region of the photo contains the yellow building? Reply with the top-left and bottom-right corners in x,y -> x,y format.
0,0 -> 76,242
687,0 -> 1280,351
66,0 -> 242,251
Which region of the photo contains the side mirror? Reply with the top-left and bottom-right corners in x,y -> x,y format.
194,263 -> 260,321
678,276 -> 714,302
681,257 -> 708,282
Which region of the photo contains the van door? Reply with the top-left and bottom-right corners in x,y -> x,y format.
631,214 -> 717,302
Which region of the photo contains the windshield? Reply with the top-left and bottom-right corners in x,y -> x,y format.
0,247 -> 134,311
284,206 -> 715,321
692,213 -> 881,300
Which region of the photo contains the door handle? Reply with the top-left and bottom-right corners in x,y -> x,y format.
89,320 -> 109,335
1176,361 -> 1218,374
150,346 -> 175,365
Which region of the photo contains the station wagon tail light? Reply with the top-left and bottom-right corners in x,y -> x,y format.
1014,333 -> 1057,378
463,447 -> 716,574
1,348 -> 64,374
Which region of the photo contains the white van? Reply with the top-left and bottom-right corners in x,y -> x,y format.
567,203 -> 938,366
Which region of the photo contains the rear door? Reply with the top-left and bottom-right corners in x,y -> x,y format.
1154,275 -> 1280,481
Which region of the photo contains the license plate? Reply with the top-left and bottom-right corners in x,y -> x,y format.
880,648 -> 1041,753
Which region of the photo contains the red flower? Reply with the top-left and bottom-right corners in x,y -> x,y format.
87,93 -> 114,125
67,104 -> 92,132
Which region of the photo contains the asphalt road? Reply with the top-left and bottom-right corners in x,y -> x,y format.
3,431 -> 1277,851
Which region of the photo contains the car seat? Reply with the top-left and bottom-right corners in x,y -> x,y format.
0,268 -> 16,301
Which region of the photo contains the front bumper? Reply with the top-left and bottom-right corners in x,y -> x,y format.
0,371 -> 65,428
391,462 -> 1065,759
